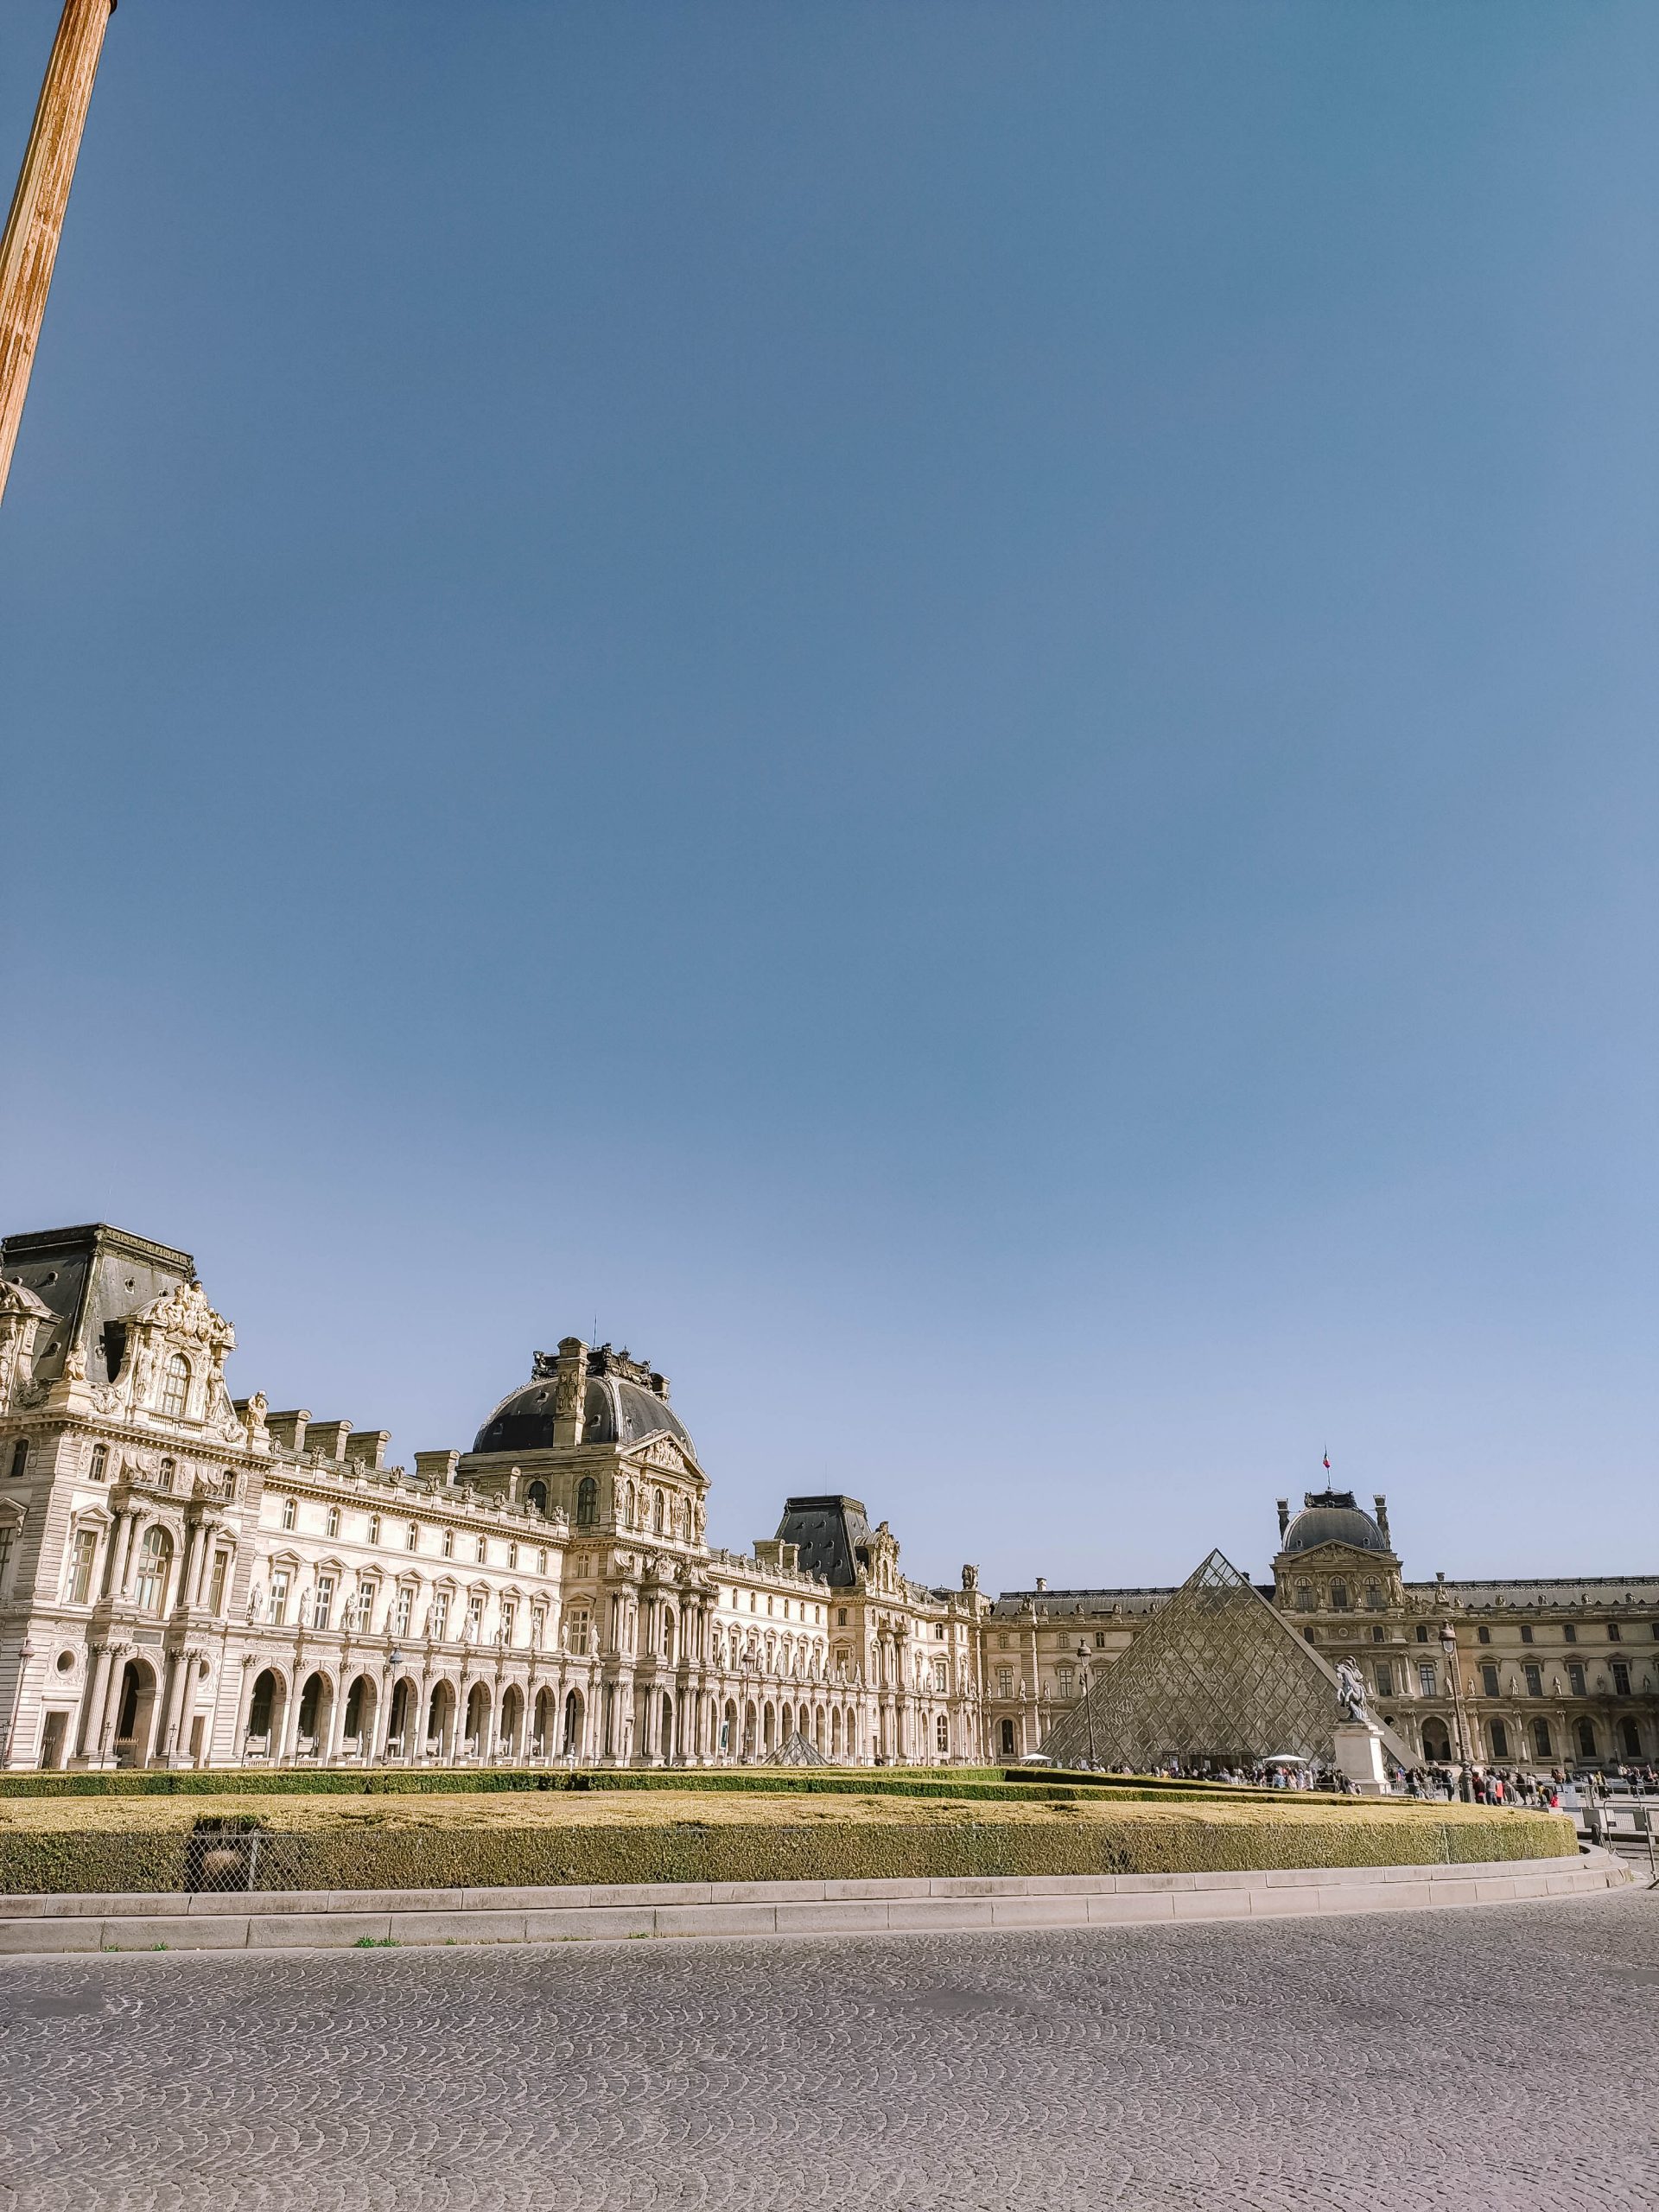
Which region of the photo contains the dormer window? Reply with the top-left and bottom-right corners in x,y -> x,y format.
160,1353 -> 191,1420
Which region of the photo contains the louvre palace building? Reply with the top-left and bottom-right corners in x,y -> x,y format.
1,1222 -> 1655,1777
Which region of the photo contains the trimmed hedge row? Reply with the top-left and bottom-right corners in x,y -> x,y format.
0,1765 -> 1306,1808
0,1808 -> 1576,1896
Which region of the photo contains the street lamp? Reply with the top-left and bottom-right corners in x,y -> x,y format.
1076,1641 -> 1097,1770
1440,1623 -> 1472,1802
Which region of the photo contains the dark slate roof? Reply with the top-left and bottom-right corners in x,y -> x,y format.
774,1497 -> 873,1590
991,1587 -> 1176,1618
474,1375 -> 690,1456
1281,1490 -> 1389,1557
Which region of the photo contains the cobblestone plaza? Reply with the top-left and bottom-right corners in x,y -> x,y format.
3,1891 -> 1656,2210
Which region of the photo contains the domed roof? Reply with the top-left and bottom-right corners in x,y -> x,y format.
472,1369 -> 690,1458
1281,1490 -> 1389,1556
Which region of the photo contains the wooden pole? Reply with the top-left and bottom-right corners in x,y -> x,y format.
0,0 -> 118,506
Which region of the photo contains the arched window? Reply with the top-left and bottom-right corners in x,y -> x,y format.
653,1489 -> 665,1535
1577,1717 -> 1598,1758
527,1480 -> 547,1515
326,1506 -> 340,1537
575,1477 -> 597,1529
936,1713 -> 949,1754
281,1497 -> 296,1531
89,1443 -> 107,1482
135,1525 -> 174,1615
1330,1580 -> 1350,1612
1531,1719 -> 1553,1760
160,1354 -> 191,1419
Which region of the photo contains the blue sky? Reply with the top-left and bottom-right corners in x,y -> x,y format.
3,2 -> 1656,1591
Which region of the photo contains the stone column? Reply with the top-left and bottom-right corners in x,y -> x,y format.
0,0 -> 118,503
76,1642 -> 114,1759
321,1671 -> 346,1765
96,1643 -> 130,1760
275,1664 -> 304,1764
157,1648 -> 192,1764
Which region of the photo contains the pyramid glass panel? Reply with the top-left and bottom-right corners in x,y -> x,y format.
1041,1550 -> 1408,1770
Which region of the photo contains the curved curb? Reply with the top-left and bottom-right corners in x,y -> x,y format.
0,1850 -> 1630,1955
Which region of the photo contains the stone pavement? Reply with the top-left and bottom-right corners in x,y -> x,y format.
1,1890 -> 1656,2212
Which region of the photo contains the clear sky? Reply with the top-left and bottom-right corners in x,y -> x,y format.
3,2 -> 1656,1593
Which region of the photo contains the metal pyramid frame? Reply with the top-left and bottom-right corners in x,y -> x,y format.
1040,1549 -> 1413,1772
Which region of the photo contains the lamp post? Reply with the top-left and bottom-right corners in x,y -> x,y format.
1075,1641 -> 1097,1769
1440,1623 -> 1472,1802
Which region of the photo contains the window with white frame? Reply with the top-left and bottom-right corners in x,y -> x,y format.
368,1514 -> 381,1545
393,1586 -> 413,1639
405,1521 -> 419,1550
464,1594 -> 485,1642
326,1506 -> 340,1538
499,1599 -> 517,1647
268,1569 -> 290,1625
313,1575 -> 335,1631
207,1550 -> 229,1615
160,1353 -> 190,1419
430,1590 -> 450,1640
281,1497 -> 296,1531
89,1443 -> 108,1482
355,1580 -> 378,1631
67,1527 -> 97,1604
530,1604 -> 546,1649
1418,1661 -> 1436,1697
442,1529 -> 454,1560
1055,1664 -> 1075,1698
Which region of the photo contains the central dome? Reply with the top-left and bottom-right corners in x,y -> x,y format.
1281,1490 -> 1389,1556
473,1372 -> 691,1457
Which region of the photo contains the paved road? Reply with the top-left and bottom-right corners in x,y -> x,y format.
3,1891 -> 1656,2211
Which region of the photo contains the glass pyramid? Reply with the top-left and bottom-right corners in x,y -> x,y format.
1041,1549 -> 1403,1771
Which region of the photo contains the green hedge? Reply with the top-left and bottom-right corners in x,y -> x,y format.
0,1808 -> 1576,1897
0,1764 -> 1344,1809
0,1766 -> 1270,1808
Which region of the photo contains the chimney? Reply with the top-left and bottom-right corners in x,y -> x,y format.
414,1448 -> 461,1487
1373,1493 -> 1391,1547
1035,1576 -> 1047,1593
304,1420 -> 352,1463
345,1430 -> 391,1472
264,1409 -> 309,1454
552,1337 -> 588,1447
1276,1499 -> 1290,1541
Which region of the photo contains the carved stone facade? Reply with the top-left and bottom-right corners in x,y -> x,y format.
0,1224 -> 986,1772
998,1490 -> 1659,1775
1,1224 -> 1649,1778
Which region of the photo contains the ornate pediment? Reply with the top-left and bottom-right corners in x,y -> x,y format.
134,1281 -> 236,1358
